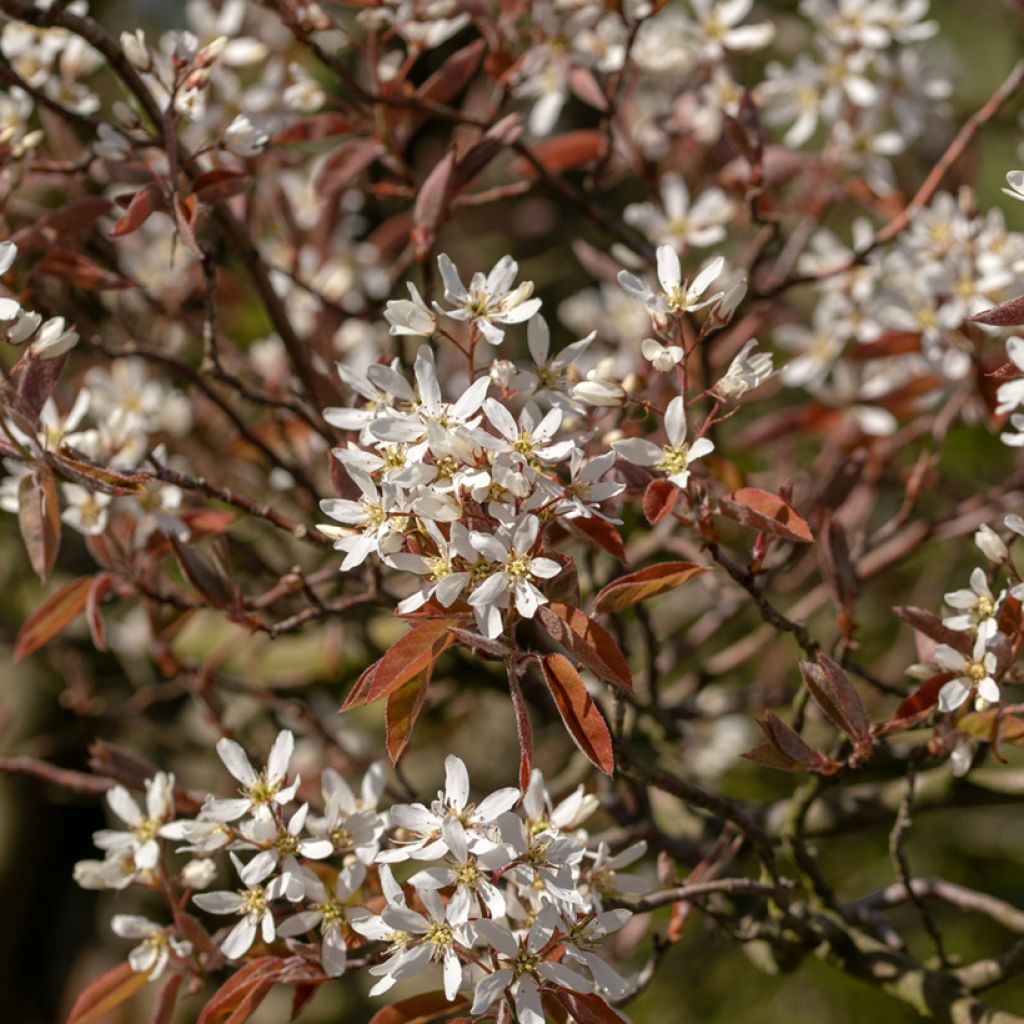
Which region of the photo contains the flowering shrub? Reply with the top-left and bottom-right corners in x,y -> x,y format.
4,0 -> 1024,1022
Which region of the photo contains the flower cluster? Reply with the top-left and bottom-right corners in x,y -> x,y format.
0,357 -> 192,539
75,736 -> 644,1015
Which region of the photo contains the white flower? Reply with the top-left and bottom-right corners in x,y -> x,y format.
61,483 -> 111,536
612,395 -> 715,488
111,916 -> 191,979
934,633 -> 999,712
641,337 -> 685,373
995,337 -> 1024,416
714,338 -> 773,399
388,521 -> 476,615
193,852 -> 287,960
581,840 -> 650,911
466,515 -> 563,638
436,253 -> 542,345
408,818 -> 509,919
618,245 -> 725,324
471,906 -> 594,1024
975,524 -> 1009,565
498,811 -> 586,907
223,113 -> 268,156
561,909 -> 634,998
236,803 -> 334,900
93,772 -> 179,873
367,885 -> 470,1000
30,316 -> 78,359
480,399 -> 575,467
689,0 -> 775,58
277,861 -> 369,977
308,762 -> 388,864
382,754 -> 519,863
201,730 -> 300,822
319,469 -> 410,571
625,173 -> 735,250
1002,170 -> 1024,203
384,281 -> 437,337
943,568 -> 1002,635
513,315 -> 594,407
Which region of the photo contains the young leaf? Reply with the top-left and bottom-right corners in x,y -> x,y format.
67,961 -> 151,1024
367,991 -> 470,1024
514,130 -> 606,178
541,653 -> 615,775
537,602 -> 633,691
14,576 -> 92,660
969,294 -> 1024,327
342,618 -> 459,710
508,663 -> 534,793
548,989 -> 629,1024
643,478 -> 678,524
197,957 -> 284,1024
386,670 -> 431,764
86,572 -> 115,651
718,487 -> 813,543
570,514 -> 627,562
894,606 -> 973,656
110,183 -> 162,237
594,561 -> 708,614
746,712 -> 838,774
416,40 -> 485,104
18,468 -> 61,581
800,655 -> 871,747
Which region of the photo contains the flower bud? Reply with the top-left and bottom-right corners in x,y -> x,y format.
975,524 -> 1008,564
182,858 -> 218,890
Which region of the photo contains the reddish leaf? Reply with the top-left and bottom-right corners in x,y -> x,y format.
170,534 -> 236,610
568,66 -> 610,111
110,184 -> 162,237
36,248 -> 133,290
570,515 -> 627,562
192,169 -> 250,204
87,572 -> 115,651
541,653 -> 614,775
970,294 -> 1024,327
15,576 -> 93,659
508,665 -> 534,793
548,989 -> 629,1024
643,478 -> 678,524
894,606 -> 973,656
879,673 -> 953,733
49,452 -> 148,495
273,113 -> 353,144
515,130 -> 606,178
18,468 -> 61,581
386,670 -> 431,764
537,602 -> 633,691
411,149 -> 456,259
594,561 -> 708,614
197,957 -> 283,1024
342,619 -> 459,709
454,114 -> 523,188
746,712 -> 838,774
416,40 -> 485,104
149,973 -> 183,1024
17,351 -> 68,418
718,487 -> 813,543
367,991 -> 470,1024
68,961 -> 151,1024
316,138 -> 384,195
799,655 -> 871,747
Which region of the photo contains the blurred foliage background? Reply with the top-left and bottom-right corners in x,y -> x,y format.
3,0 -> 1024,1022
